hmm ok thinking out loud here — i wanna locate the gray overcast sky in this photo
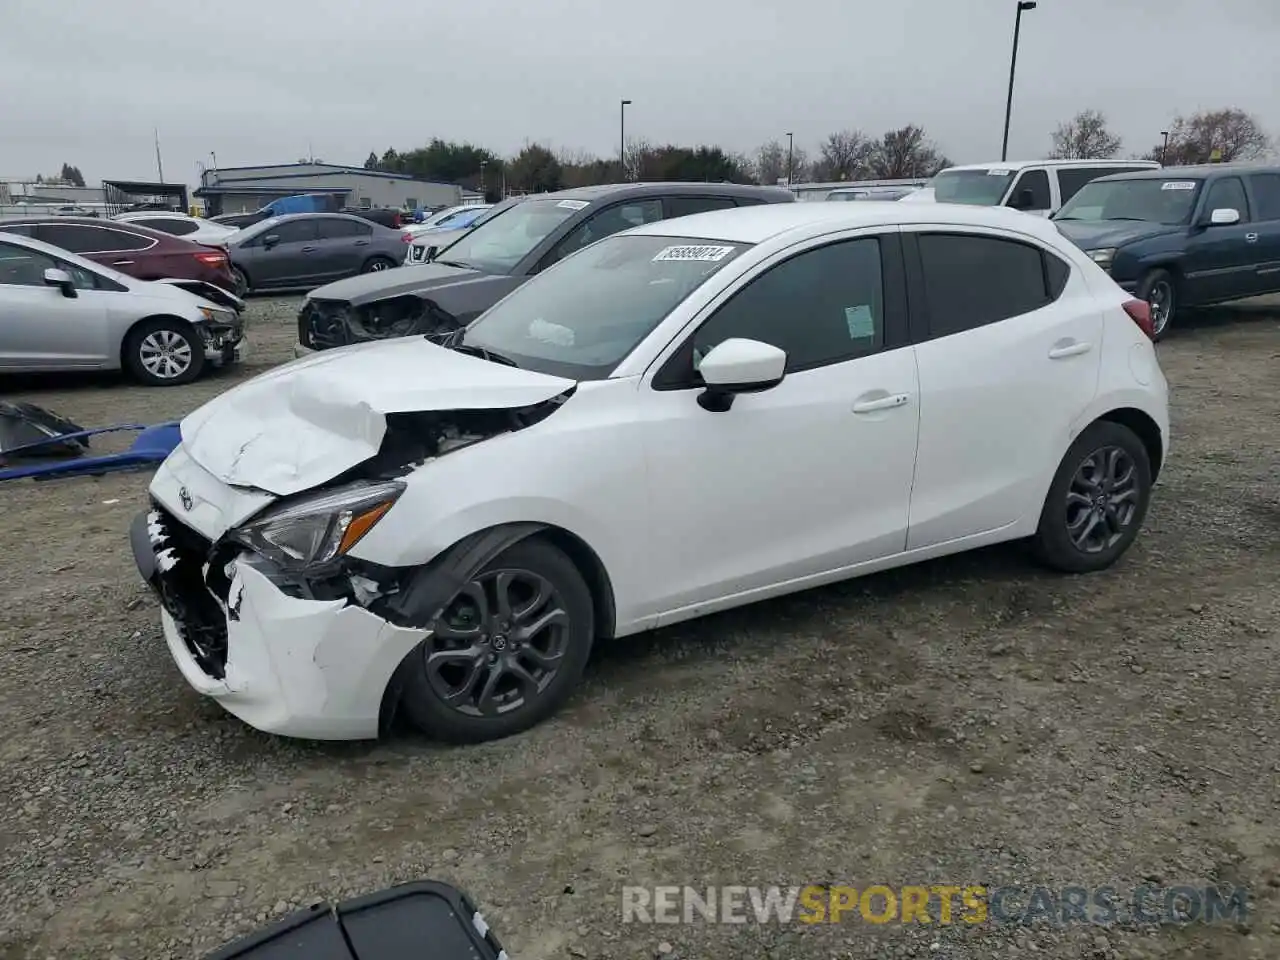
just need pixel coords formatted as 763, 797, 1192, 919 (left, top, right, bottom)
2, 0, 1277, 184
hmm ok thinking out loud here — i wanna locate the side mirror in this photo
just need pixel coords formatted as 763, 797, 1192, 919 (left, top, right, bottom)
262, 234, 281, 249
1207, 207, 1240, 226
696, 338, 787, 412
43, 267, 77, 298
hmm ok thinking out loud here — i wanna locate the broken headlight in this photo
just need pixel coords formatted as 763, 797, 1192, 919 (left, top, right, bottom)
231, 480, 405, 572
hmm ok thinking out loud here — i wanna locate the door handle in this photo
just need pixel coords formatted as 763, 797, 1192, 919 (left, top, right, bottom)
112, 260, 134, 265
1246, 233, 1259, 243
300, 245, 317, 253
353, 239, 370, 246
1048, 341, 1092, 359
852, 393, 910, 414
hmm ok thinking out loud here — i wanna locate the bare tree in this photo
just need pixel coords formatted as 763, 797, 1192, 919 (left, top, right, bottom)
753, 139, 810, 184
868, 126, 949, 179
623, 137, 652, 181
1154, 108, 1271, 164
1049, 110, 1122, 159
814, 130, 874, 181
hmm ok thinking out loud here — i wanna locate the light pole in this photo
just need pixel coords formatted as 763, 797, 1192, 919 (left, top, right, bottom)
785, 132, 794, 184
479, 159, 488, 198
1000, 0, 1037, 162
620, 99, 632, 180
1160, 130, 1170, 164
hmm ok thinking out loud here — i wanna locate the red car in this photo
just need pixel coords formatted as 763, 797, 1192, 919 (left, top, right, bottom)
0, 217, 235, 290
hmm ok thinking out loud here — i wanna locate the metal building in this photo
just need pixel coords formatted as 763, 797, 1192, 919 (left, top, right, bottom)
194, 163, 463, 216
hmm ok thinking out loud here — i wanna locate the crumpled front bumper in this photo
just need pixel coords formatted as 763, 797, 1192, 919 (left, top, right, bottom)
129, 508, 428, 740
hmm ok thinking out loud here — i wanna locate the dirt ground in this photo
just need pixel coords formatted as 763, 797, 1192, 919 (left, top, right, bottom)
0, 296, 1277, 960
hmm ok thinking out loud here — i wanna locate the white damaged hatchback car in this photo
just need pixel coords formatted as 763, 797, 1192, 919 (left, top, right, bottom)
131, 202, 1169, 742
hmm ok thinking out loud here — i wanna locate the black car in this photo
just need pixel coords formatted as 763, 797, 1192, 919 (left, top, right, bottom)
294, 182, 795, 353
1052, 164, 1280, 338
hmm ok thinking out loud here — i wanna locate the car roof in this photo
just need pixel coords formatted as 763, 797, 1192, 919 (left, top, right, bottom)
526, 181, 796, 204
623, 199, 1068, 246
1091, 163, 1280, 183
940, 159, 1162, 173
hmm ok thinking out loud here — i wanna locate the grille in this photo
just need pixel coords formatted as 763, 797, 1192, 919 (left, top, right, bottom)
148, 502, 232, 679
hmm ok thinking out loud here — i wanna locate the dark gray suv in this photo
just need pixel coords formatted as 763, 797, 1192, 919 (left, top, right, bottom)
294, 182, 795, 354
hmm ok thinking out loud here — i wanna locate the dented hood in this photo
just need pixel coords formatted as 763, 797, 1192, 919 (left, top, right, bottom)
179, 337, 575, 496
307, 260, 508, 307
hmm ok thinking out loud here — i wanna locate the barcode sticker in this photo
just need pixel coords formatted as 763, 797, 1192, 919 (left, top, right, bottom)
652, 244, 735, 262
557, 199, 590, 209
1161, 181, 1196, 191
987, 168, 1013, 176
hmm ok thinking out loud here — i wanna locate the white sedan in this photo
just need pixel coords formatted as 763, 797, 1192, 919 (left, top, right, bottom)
130, 201, 1168, 742
112, 211, 239, 246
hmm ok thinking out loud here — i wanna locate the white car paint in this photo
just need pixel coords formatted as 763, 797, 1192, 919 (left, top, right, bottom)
402, 204, 493, 237
0, 231, 242, 373
139, 201, 1169, 740
112, 211, 240, 246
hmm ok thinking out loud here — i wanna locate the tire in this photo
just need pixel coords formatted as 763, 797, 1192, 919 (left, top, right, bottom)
399, 537, 595, 743
361, 256, 396, 274
1031, 420, 1153, 574
123, 318, 205, 387
1137, 268, 1177, 341
231, 266, 250, 298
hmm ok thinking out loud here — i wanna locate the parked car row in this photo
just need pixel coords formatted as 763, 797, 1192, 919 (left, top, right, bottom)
295, 181, 796, 353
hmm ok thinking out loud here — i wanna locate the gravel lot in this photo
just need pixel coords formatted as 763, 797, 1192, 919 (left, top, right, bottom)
1, 296, 1278, 960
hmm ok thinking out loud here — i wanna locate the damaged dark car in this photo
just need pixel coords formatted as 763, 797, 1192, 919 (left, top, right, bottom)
293, 181, 794, 355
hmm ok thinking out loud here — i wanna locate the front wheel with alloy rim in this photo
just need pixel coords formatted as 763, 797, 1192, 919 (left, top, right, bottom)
1137, 267, 1176, 340
362, 256, 395, 273
123, 318, 205, 386
1032, 420, 1153, 574
399, 538, 595, 743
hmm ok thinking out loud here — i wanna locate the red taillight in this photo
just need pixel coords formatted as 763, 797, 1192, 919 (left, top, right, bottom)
194, 251, 227, 266
400, 231, 414, 243
392, 213, 402, 228
1122, 298, 1154, 340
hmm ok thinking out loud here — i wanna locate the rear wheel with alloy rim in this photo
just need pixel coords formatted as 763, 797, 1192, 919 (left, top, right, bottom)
1137, 268, 1176, 340
123, 318, 205, 386
362, 256, 395, 273
231, 266, 250, 297
399, 538, 595, 742
1032, 420, 1153, 573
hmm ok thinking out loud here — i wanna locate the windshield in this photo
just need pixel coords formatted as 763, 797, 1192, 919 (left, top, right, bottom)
932, 169, 1017, 205
1053, 178, 1203, 224
431, 198, 584, 274
459, 234, 751, 380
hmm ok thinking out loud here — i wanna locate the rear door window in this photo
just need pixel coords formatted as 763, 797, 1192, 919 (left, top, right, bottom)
1246, 173, 1280, 221
664, 196, 737, 218
36, 224, 154, 253
916, 232, 1056, 339
1057, 168, 1113, 204
140, 217, 199, 236
316, 217, 371, 240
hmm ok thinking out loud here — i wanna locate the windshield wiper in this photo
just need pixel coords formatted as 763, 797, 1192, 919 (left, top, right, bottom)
450, 342, 518, 367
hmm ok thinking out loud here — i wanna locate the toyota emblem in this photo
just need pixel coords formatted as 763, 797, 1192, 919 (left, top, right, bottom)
178, 487, 194, 511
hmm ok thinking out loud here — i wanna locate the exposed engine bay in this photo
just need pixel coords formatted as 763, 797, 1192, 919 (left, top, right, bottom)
299, 296, 465, 351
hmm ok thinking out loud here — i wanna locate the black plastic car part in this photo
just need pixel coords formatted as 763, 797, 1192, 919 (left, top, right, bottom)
204, 880, 507, 959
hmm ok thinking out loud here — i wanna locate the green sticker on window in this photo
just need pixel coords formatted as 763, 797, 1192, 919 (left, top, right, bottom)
845, 304, 875, 340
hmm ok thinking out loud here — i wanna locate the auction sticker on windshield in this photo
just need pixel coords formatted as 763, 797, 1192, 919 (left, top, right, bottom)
1161, 181, 1197, 190
987, 168, 1012, 176
557, 199, 590, 210
652, 245, 736, 262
